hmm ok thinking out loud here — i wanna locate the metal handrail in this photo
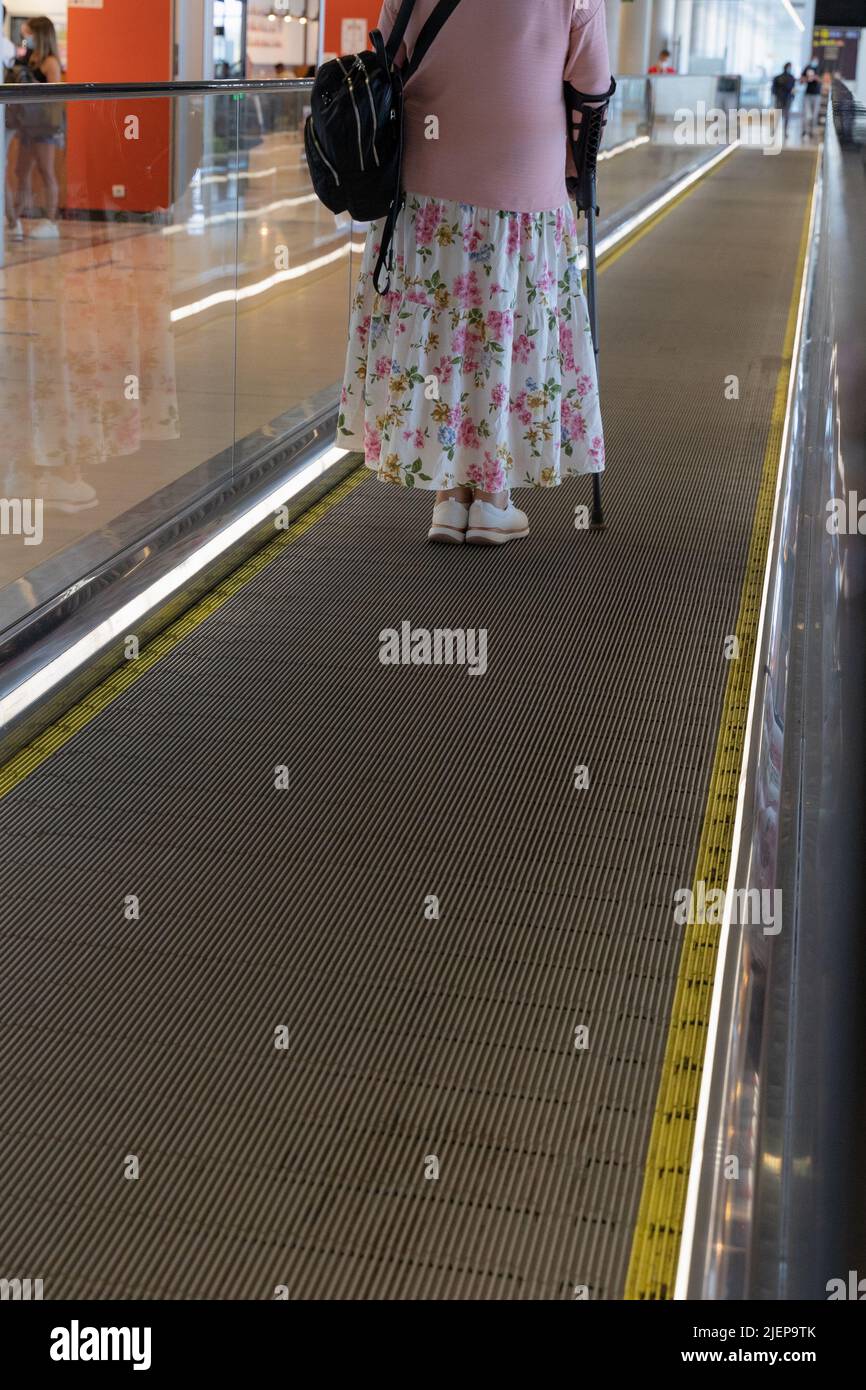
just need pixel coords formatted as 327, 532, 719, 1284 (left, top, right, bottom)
0, 77, 314, 104
0, 69, 746, 106
831, 75, 866, 145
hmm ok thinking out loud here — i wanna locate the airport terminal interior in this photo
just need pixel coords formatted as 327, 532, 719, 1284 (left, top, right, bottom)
0, 0, 865, 1307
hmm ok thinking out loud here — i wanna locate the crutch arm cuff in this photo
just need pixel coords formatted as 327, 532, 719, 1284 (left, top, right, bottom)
567, 76, 618, 107
565, 76, 616, 215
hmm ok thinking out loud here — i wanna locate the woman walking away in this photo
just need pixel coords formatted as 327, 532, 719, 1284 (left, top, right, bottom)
6, 16, 64, 240
771, 62, 796, 141
340, 0, 611, 545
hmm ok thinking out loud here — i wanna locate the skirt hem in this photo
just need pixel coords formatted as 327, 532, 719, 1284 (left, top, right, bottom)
340, 193, 605, 491
337, 434, 604, 491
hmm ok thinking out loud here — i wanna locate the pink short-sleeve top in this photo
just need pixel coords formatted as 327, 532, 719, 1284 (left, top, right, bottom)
378, 0, 612, 212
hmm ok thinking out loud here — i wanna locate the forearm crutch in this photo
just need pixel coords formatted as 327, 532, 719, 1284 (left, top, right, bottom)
565, 77, 616, 528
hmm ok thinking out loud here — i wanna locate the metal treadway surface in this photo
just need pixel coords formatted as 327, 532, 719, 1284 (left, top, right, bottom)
0, 149, 816, 1300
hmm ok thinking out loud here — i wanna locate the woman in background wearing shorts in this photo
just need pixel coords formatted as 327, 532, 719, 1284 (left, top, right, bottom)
6, 16, 64, 240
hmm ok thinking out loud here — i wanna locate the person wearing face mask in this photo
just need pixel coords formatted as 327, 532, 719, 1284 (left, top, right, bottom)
5, 16, 64, 240
800, 62, 822, 140
3, 15, 98, 514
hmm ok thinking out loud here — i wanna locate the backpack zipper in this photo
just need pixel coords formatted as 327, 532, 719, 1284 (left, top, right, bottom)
337, 58, 365, 171
348, 77, 364, 171
309, 123, 340, 184
354, 57, 381, 168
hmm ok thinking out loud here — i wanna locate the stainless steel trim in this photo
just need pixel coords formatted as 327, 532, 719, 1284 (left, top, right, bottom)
678, 125, 834, 1295
0, 79, 315, 103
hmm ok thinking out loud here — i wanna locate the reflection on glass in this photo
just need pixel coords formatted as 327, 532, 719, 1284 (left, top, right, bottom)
0, 84, 355, 619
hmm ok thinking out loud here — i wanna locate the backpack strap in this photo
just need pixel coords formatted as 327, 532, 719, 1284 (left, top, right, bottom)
383, 0, 419, 63
372, 191, 405, 295
402, 0, 464, 84
371, 0, 466, 294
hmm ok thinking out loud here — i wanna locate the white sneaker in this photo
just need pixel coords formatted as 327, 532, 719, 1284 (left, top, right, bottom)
39, 474, 98, 513
28, 219, 60, 239
7, 218, 23, 240
428, 496, 470, 544
466, 496, 529, 545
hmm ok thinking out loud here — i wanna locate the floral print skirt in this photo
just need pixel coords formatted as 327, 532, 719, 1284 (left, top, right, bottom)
339, 192, 604, 492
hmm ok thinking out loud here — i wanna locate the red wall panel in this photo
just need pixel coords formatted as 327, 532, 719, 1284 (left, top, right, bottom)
323, 1, 383, 57
65, 0, 173, 214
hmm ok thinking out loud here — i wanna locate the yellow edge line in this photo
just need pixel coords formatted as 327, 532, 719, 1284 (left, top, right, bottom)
0, 467, 369, 801
624, 156, 818, 1301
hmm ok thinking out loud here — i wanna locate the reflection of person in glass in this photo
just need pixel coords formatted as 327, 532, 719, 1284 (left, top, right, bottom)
2, 222, 181, 516
6, 16, 64, 241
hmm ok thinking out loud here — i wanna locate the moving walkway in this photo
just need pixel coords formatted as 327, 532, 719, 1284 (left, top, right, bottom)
0, 79, 862, 1302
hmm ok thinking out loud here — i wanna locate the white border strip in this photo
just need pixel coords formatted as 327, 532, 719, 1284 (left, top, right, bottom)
171, 240, 366, 322
673, 148, 823, 1301
0, 444, 350, 730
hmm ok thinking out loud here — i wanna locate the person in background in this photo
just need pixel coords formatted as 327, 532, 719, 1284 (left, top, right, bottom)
800, 61, 821, 139
5, 16, 63, 240
771, 62, 796, 140
648, 48, 676, 75
2, 12, 98, 516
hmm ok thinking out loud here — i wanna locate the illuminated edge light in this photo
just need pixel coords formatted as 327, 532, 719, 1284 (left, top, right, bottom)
781, 0, 806, 33
171, 240, 366, 321
200, 165, 280, 184
598, 134, 650, 162
162, 190, 319, 235
672, 147, 821, 1301
0, 444, 351, 729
